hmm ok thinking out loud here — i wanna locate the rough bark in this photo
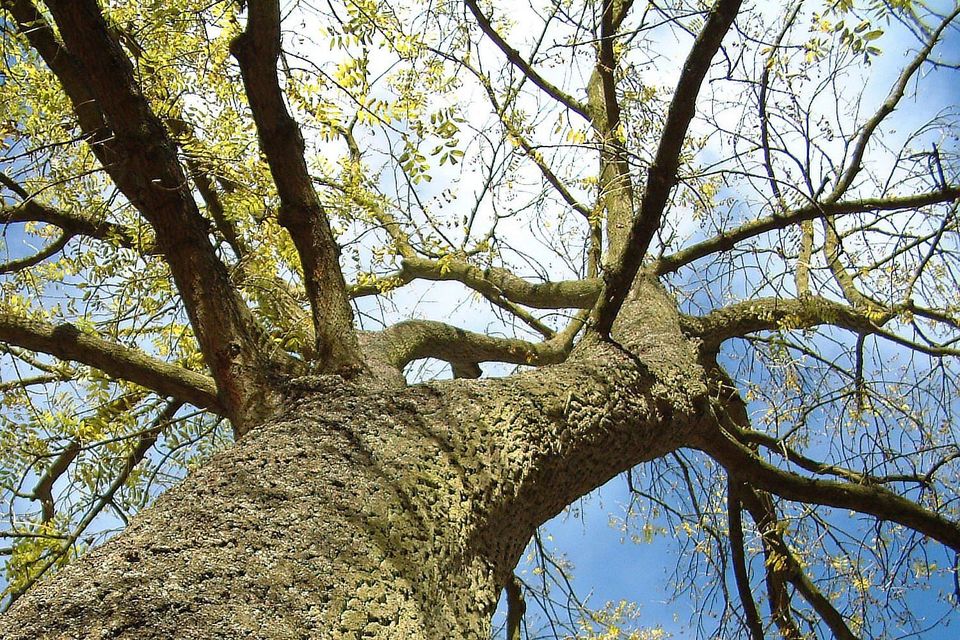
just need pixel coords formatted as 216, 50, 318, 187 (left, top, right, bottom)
0, 282, 710, 639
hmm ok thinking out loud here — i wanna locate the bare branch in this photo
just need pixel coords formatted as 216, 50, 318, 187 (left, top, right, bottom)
701, 418, 960, 552
367, 319, 569, 372
827, 7, 960, 202
464, 0, 589, 120
737, 484, 859, 640
726, 478, 765, 640
655, 187, 960, 275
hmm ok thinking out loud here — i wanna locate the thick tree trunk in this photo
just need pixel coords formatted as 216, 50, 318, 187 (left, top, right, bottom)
0, 281, 709, 639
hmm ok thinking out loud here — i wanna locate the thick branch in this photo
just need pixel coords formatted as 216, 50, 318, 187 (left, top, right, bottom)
399, 257, 601, 309
0, 312, 222, 413
594, 0, 743, 335
586, 0, 635, 256
684, 295, 874, 349
686, 294, 960, 357
231, 0, 361, 371
367, 319, 568, 372
13, 0, 282, 429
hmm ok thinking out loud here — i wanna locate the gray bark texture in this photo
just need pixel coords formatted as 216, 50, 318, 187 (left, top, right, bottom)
0, 282, 710, 638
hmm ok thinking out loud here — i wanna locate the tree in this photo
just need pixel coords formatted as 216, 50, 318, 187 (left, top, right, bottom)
1, 0, 959, 636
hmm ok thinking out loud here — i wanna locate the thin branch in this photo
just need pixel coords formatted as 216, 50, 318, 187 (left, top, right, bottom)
464, 0, 589, 120
826, 7, 960, 202
2, 199, 149, 253
31, 440, 81, 524
0, 232, 70, 274
726, 478, 766, 640
655, 187, 960, 275
737, 484, 859, 640
2, 401, 184, 610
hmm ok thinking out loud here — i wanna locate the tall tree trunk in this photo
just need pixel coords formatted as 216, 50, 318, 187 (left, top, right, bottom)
0, 281, 709, 639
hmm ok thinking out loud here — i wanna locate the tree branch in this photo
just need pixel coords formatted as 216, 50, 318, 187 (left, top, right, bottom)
2, 193, 149, 254
398, 257, 601, 309
0, 232, 70, 274
826, 7, 960, 202
701, 418, 960, 552
655, 188, 960, 275
12, 0, 281, 429
2, 400, 185, 611
231, 0, 362, 372
464, 0, 589, 120
593, 0, 743, 335
726, 478, 765, 640
0, 312, 222, 413
686, 294, 960, 358
737, 484, 859, 640
367, 319, 569, 372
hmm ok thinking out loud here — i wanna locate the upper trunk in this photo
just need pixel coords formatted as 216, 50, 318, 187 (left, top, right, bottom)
0, 280, 711, 639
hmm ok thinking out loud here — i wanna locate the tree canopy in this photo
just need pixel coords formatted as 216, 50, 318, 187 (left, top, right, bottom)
1, 0, 960, 637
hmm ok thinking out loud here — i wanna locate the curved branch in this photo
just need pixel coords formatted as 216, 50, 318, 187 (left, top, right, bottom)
685, 293, 960, 358
0, 312, 222, 413
31, 440, 81, 524
737, 483, 858, 640
2, 200, 150, 252
366, 319, 568, 372
0, 232, 70, 274
683, 295, 874, 350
